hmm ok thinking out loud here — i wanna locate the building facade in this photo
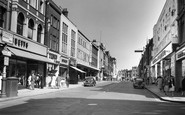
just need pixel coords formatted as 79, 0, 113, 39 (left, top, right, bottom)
0, 0, 53, 91
59, 9, 78, 84
176, 0, 185, 90
151, 0, 178, 82
45, 0, 61, 86
76, 30, 91, 80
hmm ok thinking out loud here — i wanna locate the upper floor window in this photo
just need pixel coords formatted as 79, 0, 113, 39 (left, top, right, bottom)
51, 16, 59, 30
71, 30, 76, 57
50, 35, 59, 52
17, 13, 25, 35
0, 7, 6, 28
29, 0, 37, 8
28, 19, 34, 39
37, 24, 42, 43
38, 0, 44, 14
62, 23, 68, 53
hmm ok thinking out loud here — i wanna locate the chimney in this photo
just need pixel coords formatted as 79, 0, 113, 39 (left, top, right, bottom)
62, 8, 68, 17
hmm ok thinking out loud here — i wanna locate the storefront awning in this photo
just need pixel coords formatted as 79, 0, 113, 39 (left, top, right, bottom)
8, 47, 55, 64
70, 66, 86, 73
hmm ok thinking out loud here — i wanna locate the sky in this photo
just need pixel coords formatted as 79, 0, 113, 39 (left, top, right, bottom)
54, 0, 166, 70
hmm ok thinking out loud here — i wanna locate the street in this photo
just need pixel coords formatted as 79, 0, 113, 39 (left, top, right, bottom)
0, 81, 184, 115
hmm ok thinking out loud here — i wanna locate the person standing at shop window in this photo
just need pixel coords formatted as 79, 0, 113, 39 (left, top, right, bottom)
169, 75, 175, 96
181, 77, 185, 96
66, 73, 70, 88
163, 75, 170, 95
28, 71, 36, 90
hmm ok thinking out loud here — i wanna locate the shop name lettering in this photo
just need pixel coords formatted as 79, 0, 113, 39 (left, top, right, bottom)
14, 38, 28, 49
152, 50, 166, 64
62, 59, 67, 63
177, 51, 185, 59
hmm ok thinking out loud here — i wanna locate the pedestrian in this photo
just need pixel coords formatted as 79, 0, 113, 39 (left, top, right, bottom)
51, 73, 57, 88
163, 76, 170, 95
169, 75, 175, 96
156, 76, 163, 91
35, 74, 41, 88
28, 71, 36, 90
28, 74, 32, 89
56, 74, 61, 88
182, 77, 185, 96
66, 73, 69, 88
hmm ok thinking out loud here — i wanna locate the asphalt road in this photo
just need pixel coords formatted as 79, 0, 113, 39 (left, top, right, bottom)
0, 81, 184, 115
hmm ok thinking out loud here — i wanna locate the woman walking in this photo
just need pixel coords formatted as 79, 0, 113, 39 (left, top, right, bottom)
169, 75, 175, 96
163, 76, 170, 95
156, 76, 163, 91
182, 77, 185, 96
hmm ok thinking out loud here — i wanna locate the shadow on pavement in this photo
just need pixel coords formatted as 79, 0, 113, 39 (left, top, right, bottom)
0, 97, 184, 115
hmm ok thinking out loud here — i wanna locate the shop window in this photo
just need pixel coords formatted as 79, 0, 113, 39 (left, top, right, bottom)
28, 19, 34, 39
37, 24, 42, 43
17, 13, 25, 35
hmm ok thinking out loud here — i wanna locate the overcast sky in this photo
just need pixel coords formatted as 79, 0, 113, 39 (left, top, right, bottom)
54, 0, 166, 70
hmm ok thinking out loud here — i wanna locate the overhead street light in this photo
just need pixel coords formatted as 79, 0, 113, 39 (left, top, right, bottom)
134, 50, 143, 53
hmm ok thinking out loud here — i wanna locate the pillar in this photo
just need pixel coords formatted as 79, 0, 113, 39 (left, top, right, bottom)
10, 6, 18, 33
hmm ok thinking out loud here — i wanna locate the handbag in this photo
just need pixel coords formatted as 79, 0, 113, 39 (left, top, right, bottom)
169, 84, 175, 91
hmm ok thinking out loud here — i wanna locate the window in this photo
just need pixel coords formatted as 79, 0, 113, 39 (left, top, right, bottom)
29, 0, 36, 8
71, 30, 76, 57
37, 24, 42, 43
28, 19, 34, 39
50, 35, 59, 52
62, 23, 68, 53
52, 16, 58, 29
38, 0, 44, 14
0, 7, 6, 28
17, 13, 25, 35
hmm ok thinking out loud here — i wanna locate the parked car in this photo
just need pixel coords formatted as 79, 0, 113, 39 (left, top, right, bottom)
83, 77, 96, 87
133, 78, 145, 89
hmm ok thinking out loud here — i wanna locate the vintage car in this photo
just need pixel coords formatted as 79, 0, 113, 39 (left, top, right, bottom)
133, 78, 145, 89
83, 77, 96, 87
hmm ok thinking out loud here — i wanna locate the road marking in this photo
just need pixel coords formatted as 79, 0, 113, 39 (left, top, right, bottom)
88, 103, 98, 106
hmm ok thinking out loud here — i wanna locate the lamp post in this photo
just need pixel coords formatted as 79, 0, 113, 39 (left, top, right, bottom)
1, 45, 11, 98
134, 50, 144, 78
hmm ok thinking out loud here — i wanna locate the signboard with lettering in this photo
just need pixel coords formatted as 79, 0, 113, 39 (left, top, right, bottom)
2, 31, 13, 44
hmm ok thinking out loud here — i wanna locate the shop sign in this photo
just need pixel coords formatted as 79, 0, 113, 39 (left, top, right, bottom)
69, 58, 76, 66
2, 49, 11, 57
176, 50, 185, 60
62, 59, 67, 63
4, 57, 9, 66
2, 31, 13, 44
152, 43, 172, 65
152, 50, 167, 65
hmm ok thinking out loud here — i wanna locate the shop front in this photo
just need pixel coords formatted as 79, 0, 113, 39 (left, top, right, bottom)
69, 58, 87, 84
77, 63, 99, 81
175, 46, 185, 91
59, 56, 69, 80
0, 30, 53, 91
151, 43, 173, 79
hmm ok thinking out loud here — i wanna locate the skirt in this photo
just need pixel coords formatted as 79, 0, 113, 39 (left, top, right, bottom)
169, 85, 175, 92
164, 85, 169, 92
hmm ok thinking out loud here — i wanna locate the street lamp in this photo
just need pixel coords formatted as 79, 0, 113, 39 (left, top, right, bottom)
134, 49, 144, 78
1, 45, 11, 98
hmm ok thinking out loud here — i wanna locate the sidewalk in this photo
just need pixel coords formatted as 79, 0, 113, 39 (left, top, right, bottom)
145, 84, 185, 103
0, 82, 84, 102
